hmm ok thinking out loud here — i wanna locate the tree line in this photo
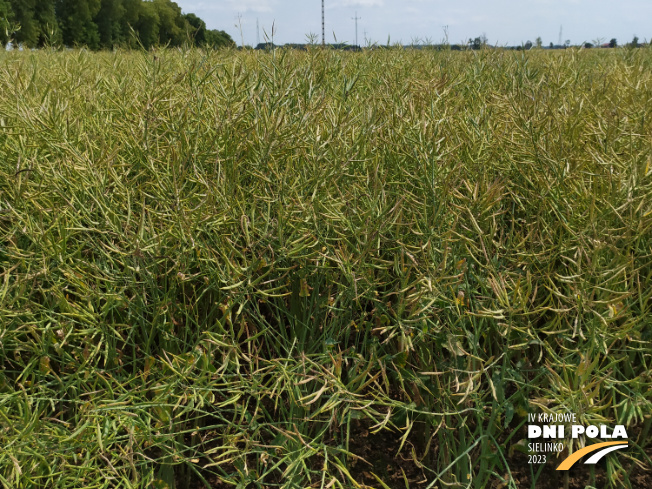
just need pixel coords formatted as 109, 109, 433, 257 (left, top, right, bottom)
0, 0, 234, 50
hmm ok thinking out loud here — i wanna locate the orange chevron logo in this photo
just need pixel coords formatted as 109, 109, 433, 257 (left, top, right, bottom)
556, 441, 629, 470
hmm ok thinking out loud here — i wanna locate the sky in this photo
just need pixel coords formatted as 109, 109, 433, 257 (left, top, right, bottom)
175, 1, 650, 47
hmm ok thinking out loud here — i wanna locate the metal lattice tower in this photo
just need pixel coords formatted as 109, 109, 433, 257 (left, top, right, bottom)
322, 0, 325, 46
558, 25, 562, 47
352, 12, 361, 48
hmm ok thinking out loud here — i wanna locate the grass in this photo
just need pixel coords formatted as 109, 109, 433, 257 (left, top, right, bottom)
0, 45, 651, 489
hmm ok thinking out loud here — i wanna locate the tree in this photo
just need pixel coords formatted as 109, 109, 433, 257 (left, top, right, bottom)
2, 0, 230, 50
609, 38, 617, 48
592, 37, 605, 47
205, 29, 235, 49
468, 34, 487, 50
524, 40, 533, 50
56, 0, 101, 49
10, 0, 39, 47
135, 0, 158, 49
0, 0, 14, 47
152, 0, 185, 47
121, 0, 142, 47
5, 0, 59, 48
183, 12, 205, 46
95, 0, 127, 49
535, 36, 542, 48
34, 0, 59, 46
628, 35, 639, 48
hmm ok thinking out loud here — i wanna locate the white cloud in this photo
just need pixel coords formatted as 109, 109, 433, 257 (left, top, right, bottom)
333, 0, 384, 7
177, 0, 275, 15
226, 0, 275, 13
